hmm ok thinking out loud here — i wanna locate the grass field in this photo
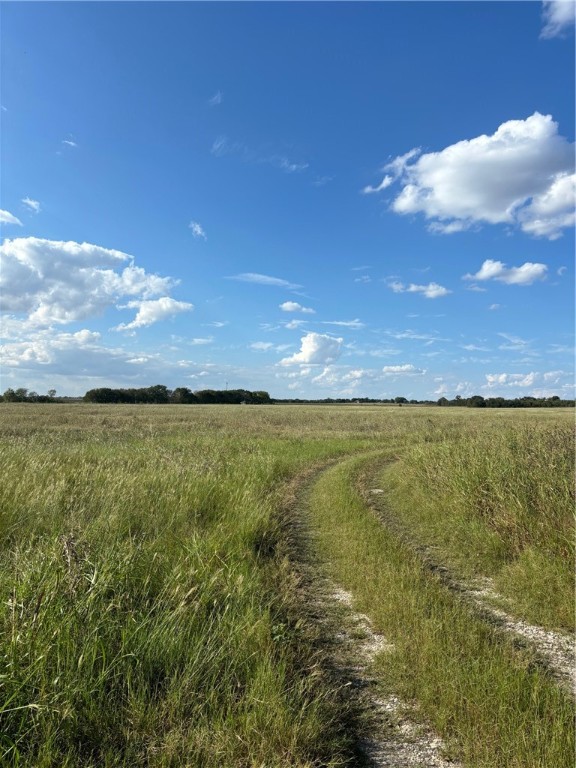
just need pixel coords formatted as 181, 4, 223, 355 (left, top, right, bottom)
0, 404, 573, 766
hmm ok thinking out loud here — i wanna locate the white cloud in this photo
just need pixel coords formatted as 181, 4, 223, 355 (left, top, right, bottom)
519, 172, 575, 238
211, 135, 308, 173
115, 297, 193, 330
389, 281, 451, 298
279, 332, 343, 366
250, 341, 274, 351
497, 332, 530, 350
541, 0, 575, 38
189, 337, 212, 345
0, 210, 23, 226
372, 113, 574, 240
208, 90, 223, 106
1, 237, 179, 327
362, 175, 394, 194
322, 318, 365, 328
22, 198, 41, 214
382, 364, 425, 375
489, 304, 501, 310
485, 372, 537, 388
62, 139, 77, 147
280, 301, 315, 314
228, 272, 301, 289
189, 221, 207, 240
464, 259, 547, 286
284, 319, 307, 330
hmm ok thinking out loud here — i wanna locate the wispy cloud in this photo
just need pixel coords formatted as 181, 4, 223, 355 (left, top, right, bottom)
62, 139, 77, 147
312, 175, 333, 187
0, 209, 23, 226
250, 341, 276, 352
382, 364, 426, 375
464, 259, 547, 286
208, 90, 223, 106
22, 197, 41, 214
211, 135, 308, 173
541, 0, 575, 38
189, 220, 207, 240
389, 281, 451, 299
227, 272, 302, 289
322, 319, 365, 329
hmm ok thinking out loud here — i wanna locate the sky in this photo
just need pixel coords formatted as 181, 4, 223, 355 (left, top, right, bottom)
1, 0, 574, 400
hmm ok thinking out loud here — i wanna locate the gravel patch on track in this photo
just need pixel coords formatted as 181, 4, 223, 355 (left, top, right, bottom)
328, 585, 461, 768
365, 483, 575, 697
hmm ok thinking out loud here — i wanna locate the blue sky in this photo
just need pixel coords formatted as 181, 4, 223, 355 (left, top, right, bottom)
1, 1, 574, 399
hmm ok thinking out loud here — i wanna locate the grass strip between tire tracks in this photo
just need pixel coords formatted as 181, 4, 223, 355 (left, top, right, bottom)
306, 451, 575, 768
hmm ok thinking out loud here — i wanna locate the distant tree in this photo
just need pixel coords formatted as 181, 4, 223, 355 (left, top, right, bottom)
48, 389, 57, 399
394, 396, 408, 404
468, 395, 486, 408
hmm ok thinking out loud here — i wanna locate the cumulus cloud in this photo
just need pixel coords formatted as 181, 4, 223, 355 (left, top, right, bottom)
541, 0, 575, 38
22, 198, 41, 214
280, 301, 315, 314
485, 372, 537, 388
389, 281, 451, 298
0, 210, 23, 226
189, 221, 207, 240
0, 237, 180, 327
228, 272, 301, 289
115, 297, 193, 330
279, 332, 343, 366
367, 113, 575, 239
382, 364, 426, 375
464, 259, 547, 286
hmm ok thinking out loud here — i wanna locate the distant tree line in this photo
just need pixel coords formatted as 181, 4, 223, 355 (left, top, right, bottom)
1, 388, 58, 403
1, 386, 573, 408
82, 385, 272, 405
436, 394, 574, 408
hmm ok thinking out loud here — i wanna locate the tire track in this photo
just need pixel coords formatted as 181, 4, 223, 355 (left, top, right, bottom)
358, 457, 575, 697
282, 452, 462, 768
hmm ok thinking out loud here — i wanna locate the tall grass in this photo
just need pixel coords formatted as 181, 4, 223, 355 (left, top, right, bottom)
382, 415, 574, 629
0, 404, 374, 766
308, 452, 575, 768
0, 404, 572, 765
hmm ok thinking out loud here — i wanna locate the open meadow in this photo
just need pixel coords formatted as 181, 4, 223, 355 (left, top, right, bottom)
0, 404, 573, 767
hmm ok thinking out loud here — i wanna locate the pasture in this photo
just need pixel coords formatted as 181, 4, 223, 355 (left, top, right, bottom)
0, 404, 573, 766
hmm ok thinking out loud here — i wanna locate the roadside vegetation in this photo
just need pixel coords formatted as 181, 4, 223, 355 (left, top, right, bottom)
0, 404, 573, 766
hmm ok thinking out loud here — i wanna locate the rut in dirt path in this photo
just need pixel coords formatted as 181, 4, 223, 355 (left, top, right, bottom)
361, 463, 575, 697
285, 454, 462, 768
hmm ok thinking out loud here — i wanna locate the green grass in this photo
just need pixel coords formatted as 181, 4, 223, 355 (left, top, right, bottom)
0, 404, 573, 766
308, 451, 574, 768
380, 415, 574, 630
0, 405, 372, 766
